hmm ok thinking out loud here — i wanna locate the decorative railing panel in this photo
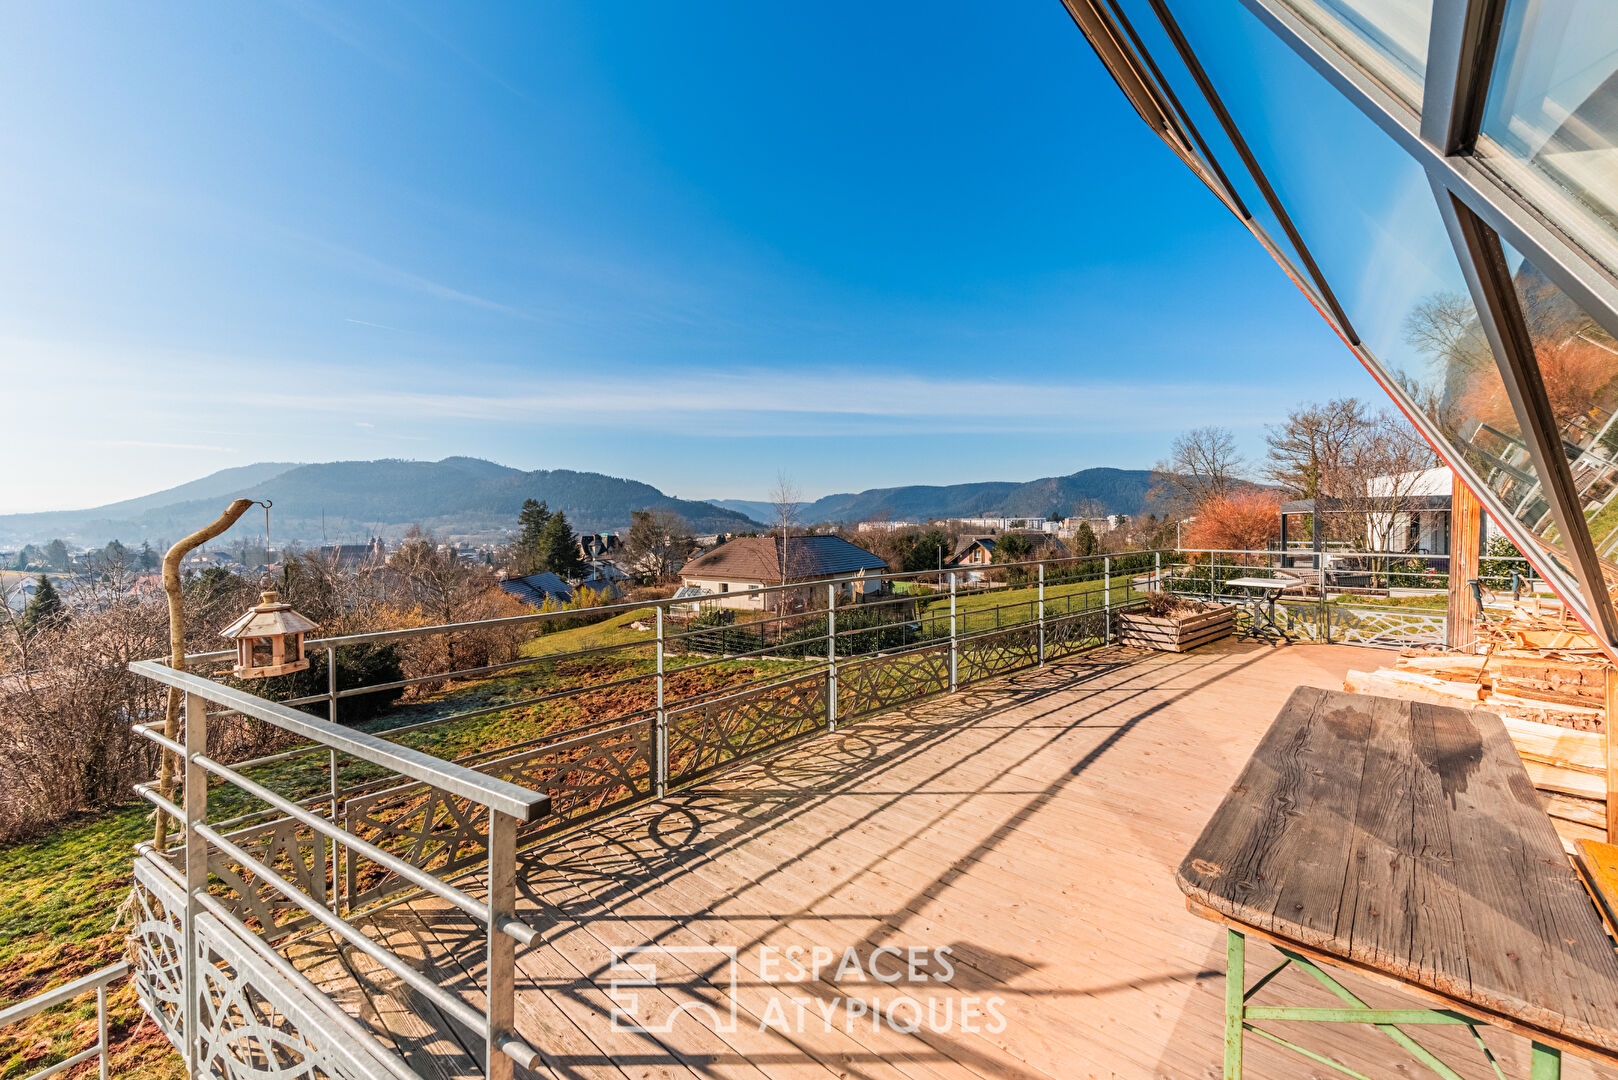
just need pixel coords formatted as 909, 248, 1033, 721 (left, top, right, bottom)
957, 625, 1039, 685
344, 719, 653, 908
1046, 608, 1106, 660
837, 644, 950, 721
211, 817, 328, 940
1327, 605, 1448, 646
194, 911, 394, 1080
669, 672, 827, 784
130, 860, 186, 1048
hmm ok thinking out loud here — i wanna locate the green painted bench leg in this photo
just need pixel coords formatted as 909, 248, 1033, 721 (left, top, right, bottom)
1531, 1043, 1561, 1080
1226, 929, 1245, 1080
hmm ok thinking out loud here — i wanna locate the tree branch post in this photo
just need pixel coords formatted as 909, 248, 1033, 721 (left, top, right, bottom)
153, 499, 256, 852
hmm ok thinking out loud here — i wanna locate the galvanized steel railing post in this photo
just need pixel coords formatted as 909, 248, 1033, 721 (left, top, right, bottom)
1154, 550, 1161, 593
948, 573, 958, 691
655, 607, 667, 797
96, 982, 108, 1080
1037, 563, 1046, 665
1317, 552, 1329, 643
326, 646, 339, 909
182, 690, 208, 1077
484, 809, 517, 1080
1103, 556, 1112, 646
826, 584, 838, 731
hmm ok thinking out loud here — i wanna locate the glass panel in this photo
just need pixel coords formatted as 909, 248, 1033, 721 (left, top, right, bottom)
1480, 0, 1618, 263
1168, 3, 1579, 582
1499, 240, 1618, 591
1279, 0, 1431, 109
1113, 0, 1316, 283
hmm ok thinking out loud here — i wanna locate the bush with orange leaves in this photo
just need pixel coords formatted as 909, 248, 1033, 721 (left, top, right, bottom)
1182, 489, 1284, 552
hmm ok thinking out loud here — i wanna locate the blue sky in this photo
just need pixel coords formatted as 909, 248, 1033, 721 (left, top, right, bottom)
0, 1, 1382, 513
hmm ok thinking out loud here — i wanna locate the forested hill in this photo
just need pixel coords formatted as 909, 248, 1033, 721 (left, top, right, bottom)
788, 467, 1163, 523
0, 458, 760, 547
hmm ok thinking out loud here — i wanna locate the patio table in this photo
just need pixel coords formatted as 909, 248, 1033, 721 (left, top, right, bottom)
1223, 576, 1303, 644
1178, 686, 1618, 1078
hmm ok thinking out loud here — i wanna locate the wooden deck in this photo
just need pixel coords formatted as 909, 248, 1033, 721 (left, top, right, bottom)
302, 641, 1618, 1080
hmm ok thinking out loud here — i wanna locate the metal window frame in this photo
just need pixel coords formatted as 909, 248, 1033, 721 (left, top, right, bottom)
1237, 0, 1618, 640
1433, 183, 1618, 641
1238, 0, 1618, 343
1060, 0, 1618, 646
1147, 0, 1362, 345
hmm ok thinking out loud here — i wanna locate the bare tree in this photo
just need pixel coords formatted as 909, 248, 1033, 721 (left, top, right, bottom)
1152, 426, 1244, 509
1264, 397, 1369, 499
1333, 411, 1440, 551
769, 473, 801, 610
625, 509, 697, 581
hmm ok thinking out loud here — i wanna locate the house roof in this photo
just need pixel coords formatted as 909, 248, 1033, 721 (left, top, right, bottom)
498, 571, 573, 608
950, 535, 995, 561
680, 535, 888, 584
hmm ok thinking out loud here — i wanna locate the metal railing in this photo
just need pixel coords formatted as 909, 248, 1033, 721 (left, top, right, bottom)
125, 552, 1148, 1079
121, 544, 1518, 1077
0, 963, 127, 1080
128, 662, 548, 1080
1160, 547, 1543, 646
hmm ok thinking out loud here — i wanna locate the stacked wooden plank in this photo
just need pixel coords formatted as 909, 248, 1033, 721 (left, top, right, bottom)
1344, 631, 1610, 844
1474, 593, 1605, 655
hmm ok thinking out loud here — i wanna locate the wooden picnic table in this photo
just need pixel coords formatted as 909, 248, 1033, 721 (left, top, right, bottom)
1178, 686, 1618, 1078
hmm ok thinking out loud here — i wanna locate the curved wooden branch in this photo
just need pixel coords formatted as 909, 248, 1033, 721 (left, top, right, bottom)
154, 499, 256, 851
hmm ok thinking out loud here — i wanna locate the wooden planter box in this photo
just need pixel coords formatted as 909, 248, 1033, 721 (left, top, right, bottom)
1115, 605, 1235, 653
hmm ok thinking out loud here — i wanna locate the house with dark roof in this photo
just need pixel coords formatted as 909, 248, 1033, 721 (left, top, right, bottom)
497, 571, 574, 609
678, 535, 888, 611
577, 534, 621, 562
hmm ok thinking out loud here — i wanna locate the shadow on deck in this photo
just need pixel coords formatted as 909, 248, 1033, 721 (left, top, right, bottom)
295, 640, 1618, 1080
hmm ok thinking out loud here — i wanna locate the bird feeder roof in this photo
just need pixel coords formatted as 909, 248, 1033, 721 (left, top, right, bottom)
221, 592, 320, 640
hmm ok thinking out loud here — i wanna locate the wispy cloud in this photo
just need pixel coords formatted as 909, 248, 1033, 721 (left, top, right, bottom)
237, 366, 1283, 436
97, 439, 238, 453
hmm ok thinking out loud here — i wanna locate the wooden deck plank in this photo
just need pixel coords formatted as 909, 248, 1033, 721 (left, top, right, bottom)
315, 641, 1618, 1080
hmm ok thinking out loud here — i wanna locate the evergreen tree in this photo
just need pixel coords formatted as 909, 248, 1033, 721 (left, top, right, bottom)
515, 499, 551, 574
138, 541, 158, 571
43, 539, 70, 571
20, 575, 63, 634
902, 528, 951, 573
1075, 521, 1099, 557
537, 512, 583, 580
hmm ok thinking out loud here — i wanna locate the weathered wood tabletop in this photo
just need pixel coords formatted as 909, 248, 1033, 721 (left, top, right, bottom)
1178, 686, 1618, 1059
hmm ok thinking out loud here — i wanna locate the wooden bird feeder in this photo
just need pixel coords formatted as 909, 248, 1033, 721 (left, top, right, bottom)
221, 590, 319, 679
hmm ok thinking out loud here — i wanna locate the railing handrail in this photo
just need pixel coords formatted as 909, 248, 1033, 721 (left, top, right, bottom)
173, 550, 1155, 663
0, 963, 127, 1028
127, 659, 548, 821
0, 961, 127, 1080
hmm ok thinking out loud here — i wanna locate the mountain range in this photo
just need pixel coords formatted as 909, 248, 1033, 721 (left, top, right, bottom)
0, 459, 760, 549
711, 467, 1162, 525
0, 460, 1165, 550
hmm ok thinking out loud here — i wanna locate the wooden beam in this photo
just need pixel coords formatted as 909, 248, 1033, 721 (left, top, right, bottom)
1607, 667, 1617, 842
1448, 473, 1483, 649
